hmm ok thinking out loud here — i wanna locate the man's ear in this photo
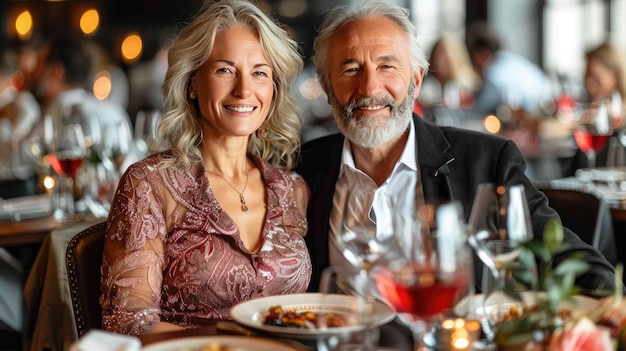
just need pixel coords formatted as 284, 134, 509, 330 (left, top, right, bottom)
322, 81, 332, 105
413, 69, 425, 100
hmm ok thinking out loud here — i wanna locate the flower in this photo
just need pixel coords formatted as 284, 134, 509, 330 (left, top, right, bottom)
549, 317, 612, 351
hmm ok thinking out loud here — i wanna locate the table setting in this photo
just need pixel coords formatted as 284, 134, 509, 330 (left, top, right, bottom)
67, 175, 626, 351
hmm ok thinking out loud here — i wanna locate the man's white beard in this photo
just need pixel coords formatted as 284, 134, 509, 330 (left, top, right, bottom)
329, 81, 415, 149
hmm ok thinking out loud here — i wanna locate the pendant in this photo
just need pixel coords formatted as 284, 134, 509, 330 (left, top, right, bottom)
240, 194, 248, 212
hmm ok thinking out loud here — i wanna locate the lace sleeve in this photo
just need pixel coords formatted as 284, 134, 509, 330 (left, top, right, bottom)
100, 162, 168, 335
290, 172, 310, 234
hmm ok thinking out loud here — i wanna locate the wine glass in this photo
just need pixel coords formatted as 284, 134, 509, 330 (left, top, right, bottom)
574, 101, 613, 168
134, 109, 162, 157
317, 266, 397, 351
373, 199, 474, 351
48, 109, 89, 221
467, 183, 535, 342
328, 181, 397, 350
101, 117, 134, 176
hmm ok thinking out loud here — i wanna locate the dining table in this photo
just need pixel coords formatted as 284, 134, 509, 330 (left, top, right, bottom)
137, 318, 414, 351
0, 215, 64, 247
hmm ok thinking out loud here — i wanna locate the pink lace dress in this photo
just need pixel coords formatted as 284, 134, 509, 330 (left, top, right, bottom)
100, 152, 311, 335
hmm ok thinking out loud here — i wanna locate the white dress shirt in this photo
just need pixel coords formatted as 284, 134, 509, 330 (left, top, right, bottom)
328, 118, 422, 295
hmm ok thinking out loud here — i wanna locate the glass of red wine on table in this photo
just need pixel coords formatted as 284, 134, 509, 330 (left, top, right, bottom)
372, 190, 475, 351
574, 101, 614, 169
48, 106, 89, 221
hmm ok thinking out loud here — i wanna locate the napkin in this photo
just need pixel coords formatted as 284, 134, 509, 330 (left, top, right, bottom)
69, 330, 141, 351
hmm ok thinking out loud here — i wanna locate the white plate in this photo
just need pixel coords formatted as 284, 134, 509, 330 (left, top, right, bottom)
455, 291, 600, 317
230, 293, 395, 340
142, 335, 300, 351
0, 195, 52, 221
575, 167, 626, 183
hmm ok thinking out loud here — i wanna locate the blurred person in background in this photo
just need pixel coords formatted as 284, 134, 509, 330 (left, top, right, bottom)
126, 31, 170, 127
15, 35, 45, 94
418, 33, 480, 126
0, 46, 41, 199
0, 45, 41, 350
33, 36, 129, 128
566, 41, 626, 172
584, 41, 626, 116
466, 21, 552, 116
85, 39, 130, 110
418, 33, 480, 111
100, 0, 311, 335
31, 36, 135, 213
0, 45, 41, 349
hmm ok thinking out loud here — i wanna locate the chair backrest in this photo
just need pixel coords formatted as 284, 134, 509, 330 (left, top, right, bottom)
535, 184, 618, 265
66, 221, 107, 337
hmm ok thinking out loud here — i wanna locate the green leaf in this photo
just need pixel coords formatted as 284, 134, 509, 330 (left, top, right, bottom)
543, 219, 564, 254
522, 240, 551, 262
554, 259, 589, 277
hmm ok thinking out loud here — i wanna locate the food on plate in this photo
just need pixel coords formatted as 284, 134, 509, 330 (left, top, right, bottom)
198, 342, 236, 351
262, 305, 351, 329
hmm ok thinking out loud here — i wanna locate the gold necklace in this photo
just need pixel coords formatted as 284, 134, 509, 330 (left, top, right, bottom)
206, 169, 249, 212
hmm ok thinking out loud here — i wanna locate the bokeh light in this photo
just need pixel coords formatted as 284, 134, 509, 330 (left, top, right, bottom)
484, 115, 502, 134
15, 10, 33, 40
80, 9, 100, 36
93, 70, 112, 100
121, 33, 143, 64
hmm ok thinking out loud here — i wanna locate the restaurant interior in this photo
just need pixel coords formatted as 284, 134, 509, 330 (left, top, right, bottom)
2, 0, 626, 350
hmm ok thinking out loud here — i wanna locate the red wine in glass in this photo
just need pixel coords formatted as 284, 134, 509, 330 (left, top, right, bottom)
573, 128, 611, 154
375, 265, 471, 319
574, 101, 614, 168
48, 153, 85, 178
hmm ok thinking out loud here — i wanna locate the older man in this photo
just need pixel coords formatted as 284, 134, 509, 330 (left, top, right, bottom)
298, 0, 618, 301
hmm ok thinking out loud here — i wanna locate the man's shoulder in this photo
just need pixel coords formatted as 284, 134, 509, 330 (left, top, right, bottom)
301, 133, 344, 153
297, 133, 343, 175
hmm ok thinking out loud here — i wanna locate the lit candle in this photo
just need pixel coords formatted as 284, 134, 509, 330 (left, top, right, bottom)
437, 318, 481, 351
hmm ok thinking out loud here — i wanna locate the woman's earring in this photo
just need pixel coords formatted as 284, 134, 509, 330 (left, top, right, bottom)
189, 90, 197, 99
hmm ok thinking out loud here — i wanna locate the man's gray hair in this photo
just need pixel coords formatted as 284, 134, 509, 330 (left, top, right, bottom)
312, 1, 429, 89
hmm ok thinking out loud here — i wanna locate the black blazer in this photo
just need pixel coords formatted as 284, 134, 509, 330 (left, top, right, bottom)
297, 114, 618, 296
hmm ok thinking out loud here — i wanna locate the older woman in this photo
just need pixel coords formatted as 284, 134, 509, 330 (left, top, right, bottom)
100, 0, 311, 335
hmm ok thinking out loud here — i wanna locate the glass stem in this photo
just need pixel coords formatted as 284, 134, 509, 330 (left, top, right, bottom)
359, 268, 378, 351
587, 150, 597, 168
410, 319, 428, 351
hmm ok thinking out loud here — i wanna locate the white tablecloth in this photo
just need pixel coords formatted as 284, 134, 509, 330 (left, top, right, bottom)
23, 220, 101, 351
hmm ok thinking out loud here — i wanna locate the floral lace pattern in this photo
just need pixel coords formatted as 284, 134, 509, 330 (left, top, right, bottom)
101, 152, 311, 335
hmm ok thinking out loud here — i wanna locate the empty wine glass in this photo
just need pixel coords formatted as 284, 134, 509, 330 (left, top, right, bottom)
134, 109, 162, 157
467, 183, 535, 341
574, 101, 613, 168
373, 195, 474, 351
101, 117, 134, 176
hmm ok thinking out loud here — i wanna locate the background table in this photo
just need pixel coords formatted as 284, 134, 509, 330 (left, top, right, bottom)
23, 219, 103, 351
0, 216, 63, 247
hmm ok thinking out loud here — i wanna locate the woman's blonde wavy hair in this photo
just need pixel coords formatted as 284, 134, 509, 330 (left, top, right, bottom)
159, 0, 303, 170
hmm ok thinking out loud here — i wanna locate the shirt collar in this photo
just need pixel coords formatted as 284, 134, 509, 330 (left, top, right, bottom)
339, 118, 417, 180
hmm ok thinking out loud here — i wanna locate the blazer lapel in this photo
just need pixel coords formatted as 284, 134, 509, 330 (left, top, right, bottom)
413, 115, 456, 201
